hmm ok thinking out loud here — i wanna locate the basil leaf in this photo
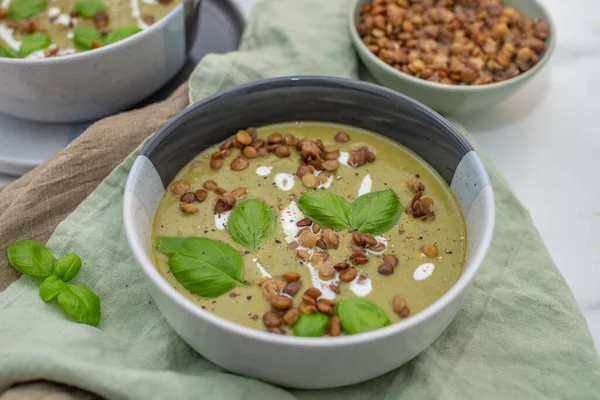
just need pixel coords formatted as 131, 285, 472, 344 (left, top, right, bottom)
0, 46, 19, 58
54, 254, 81, 282
102, 26, 142, 46
298, 191, 350, 231
7, 240, 54, 278
57, 284, 101, 326
349, 190, 402, 235
156, 237, 245, 298
73, 26, 102, 51
154, 237, 188, 255
20, 32, 51, 57
39, 276, 66, 302
8, 0, 47, 21
336, 298, 391, 335
293, 312, 331, 337
74, 0, 106, 19
227, 199, 277, 251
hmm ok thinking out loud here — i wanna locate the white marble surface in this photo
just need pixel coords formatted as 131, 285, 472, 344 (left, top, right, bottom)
1, 0, 598, 354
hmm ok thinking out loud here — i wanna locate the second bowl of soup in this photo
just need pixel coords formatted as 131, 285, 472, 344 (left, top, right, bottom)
124, 76, 494, 388
0, 0, 189, 122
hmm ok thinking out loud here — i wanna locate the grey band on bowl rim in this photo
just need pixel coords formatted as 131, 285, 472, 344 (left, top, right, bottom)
138, 76, 474, 187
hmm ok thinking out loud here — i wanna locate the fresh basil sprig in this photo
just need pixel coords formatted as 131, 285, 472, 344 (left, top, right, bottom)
39, 276, 66, 301
155, 237, 246, 297
0, 33, 52, 59
349, 190, 402, 234
73, 25, 142, 50
103, 26, 142, 45
58, 284, 101, 326
293, 312, 331, 337
298, 191, 350, 231
73, 26, 103, 51
7, 240, 54, 278
227, 199, 277, 252
74, 0, 106, 19
298, 189, 402, 235
7, 240, 101, 326
336, 298, 390, 334
20, 32, 51, 57
0, 46, 19, 58
54, 254, 82, 282
8, 0, 47, 21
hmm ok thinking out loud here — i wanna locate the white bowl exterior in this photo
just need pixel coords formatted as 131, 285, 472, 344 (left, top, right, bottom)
0, 5, 186, 123
124, 150, 494, 388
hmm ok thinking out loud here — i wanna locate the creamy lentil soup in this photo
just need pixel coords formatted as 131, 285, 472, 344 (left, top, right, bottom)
0, 0, 180, 59
152, 123, 467, 337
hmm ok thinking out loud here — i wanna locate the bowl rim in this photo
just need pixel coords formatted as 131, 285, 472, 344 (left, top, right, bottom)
0, 2, 184, 65
124, 76, 496, 347
348, 0, 557, 92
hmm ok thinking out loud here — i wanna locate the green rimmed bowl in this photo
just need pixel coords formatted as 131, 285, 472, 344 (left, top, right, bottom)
349, 0, 557, 115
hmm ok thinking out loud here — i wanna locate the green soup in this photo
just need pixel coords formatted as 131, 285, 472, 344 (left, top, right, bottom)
152, 123, 467, 336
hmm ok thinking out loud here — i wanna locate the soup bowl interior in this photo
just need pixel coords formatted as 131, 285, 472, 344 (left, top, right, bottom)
124, 76, 494, 388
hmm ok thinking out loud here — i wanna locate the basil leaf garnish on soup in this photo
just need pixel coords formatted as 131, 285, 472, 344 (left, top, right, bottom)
349, 189, 402, 235
155, 237, 245, 297
57, 284, 101, 326
19, 32, 51, 57
293, 312, 331, 337
0, 46, 19, 58
39, 276, 66, 302
299, 189, 401, 234
74, 0, 106, 19
336, 298, 391, 334
103, 26, 142, 46
227, 199, 277, 252
7, 240, 54, 278
298, 191, 351, 231
8, 0, 47, 21
73, 26, 102, 51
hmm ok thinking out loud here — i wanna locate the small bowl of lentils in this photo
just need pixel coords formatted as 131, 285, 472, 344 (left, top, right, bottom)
349, 0, 556, 114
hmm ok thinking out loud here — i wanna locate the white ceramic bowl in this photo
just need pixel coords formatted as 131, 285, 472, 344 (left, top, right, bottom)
124, 77, 495, 389
0, 4, 188, 123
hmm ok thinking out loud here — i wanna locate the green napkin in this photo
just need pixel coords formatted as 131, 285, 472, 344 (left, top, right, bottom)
1, 0, 599, 399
